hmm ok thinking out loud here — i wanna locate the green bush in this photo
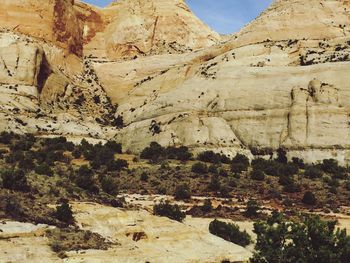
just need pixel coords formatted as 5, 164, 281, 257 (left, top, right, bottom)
302, 191, 317, 206
251, 170, 266, 181
202, 199, 213, 213
292, 157, 305, 168
245, 200, 261, 218
283, 181, 301, 193
100, 176, 118, 195
140, 172, 148, 182
35, 163, 54, 177
75, 165, 97, 193
231, 163, 248, 174
5, 196, 23, 217
55, 200, 74, 225
140, 142, 164, 162
174, 184, 191, 200
321, 159, 345, 175
0, 131, 14, 144
208, 175, 221, 191
1, 169, 29, 192
304, 166, 323, 179
251, 212, 350, 263
209, 219, 251, 247
231, 153, 249, 172
276, 148, 287, 163
104, 141, 122, 154
153, 201, 185, 222
165, 146, 192, 161
208, 164, 218, 174
106, 159, 128, 172
191, 162, 208, 174
198, 151, 230, 164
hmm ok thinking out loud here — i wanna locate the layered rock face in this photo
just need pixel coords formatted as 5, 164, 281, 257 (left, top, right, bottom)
1, 0, 350, 163
81, 0, 221, 59
103, 0, 350, 163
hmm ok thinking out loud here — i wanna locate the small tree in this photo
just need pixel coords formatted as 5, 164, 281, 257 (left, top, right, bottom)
100, 176, 118, 195
302, 191, 317, 206
251, 169, 266, 181
55, 200, 74, 225
174, 184, 191, 200
75, 165, 96, 193
191, 162, 208, 174
1, 169, 30, 192
202, 199, 213, 213
153, 201, 185, 222
251, 211, 350, 263
209, 219, 251, 247
276, 148, 287, 163
304, 166, 323, 179
35, 163, 54, 177
245, 200, 261, 218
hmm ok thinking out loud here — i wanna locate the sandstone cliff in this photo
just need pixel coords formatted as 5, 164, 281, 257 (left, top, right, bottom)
1, 0, 350, 163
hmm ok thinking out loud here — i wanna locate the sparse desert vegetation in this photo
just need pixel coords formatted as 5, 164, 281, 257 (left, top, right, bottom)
0, 134, 350, 261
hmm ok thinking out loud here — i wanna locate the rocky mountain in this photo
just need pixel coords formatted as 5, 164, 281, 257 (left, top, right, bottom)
1, 0, 350, 163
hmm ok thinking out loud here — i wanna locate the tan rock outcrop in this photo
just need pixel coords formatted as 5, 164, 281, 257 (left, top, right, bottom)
1, 0, 350, 163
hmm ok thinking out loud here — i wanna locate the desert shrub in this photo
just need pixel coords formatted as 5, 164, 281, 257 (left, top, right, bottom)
1, 169, 29, 192
100, 176, 118, 195
232, 153, 249, 166
106, 159, 128, 172
251, 169, 266, 181
153, 201, 185, 222
208, 175, 221, 191
208, 164, 218, 174
209, 219, 251, 247
198, 151, 220, 164
140, 172, 149, 182
72, 149, 82, 158
219, 185, 231, 198
245, 200, 261, 218
35, 163, 54, 177
218, 168, 228, 177
250, 211, 350, 263
292, 157, 305, 168
345, 181, 350, 191
4, 196, 23, 217
283, 181, 301, 193
191, 162, 208, 174
55, 200, 74, 225
75, 165, 97, 193
10, 140, 34, 152
165, 146, 192, 161
0, 131, 14, 144
174, 184, 191, 200
302, 191, 317, 206
304, 166, 323, 179
202, 199, 213, 213
104, 141, 122, 154
278, 175, 294, 186
321, 159, 346, 175
140, 142, 164, 162
5, 151, 24, 164
253, 159, 284, 177
276, 148, 287, 163
18, 156, 35, 171
231, 163, 248, 174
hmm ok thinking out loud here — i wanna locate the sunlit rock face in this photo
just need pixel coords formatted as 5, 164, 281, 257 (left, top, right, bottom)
1, 0, 350, 163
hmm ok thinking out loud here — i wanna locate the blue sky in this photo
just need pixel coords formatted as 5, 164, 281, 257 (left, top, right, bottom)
83, 0, 273, 34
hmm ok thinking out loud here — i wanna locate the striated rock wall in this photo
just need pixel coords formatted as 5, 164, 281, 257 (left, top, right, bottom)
1, 0, 350, 163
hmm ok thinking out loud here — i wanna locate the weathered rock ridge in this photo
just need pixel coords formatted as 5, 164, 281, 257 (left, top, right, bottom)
1, 0, 350, 163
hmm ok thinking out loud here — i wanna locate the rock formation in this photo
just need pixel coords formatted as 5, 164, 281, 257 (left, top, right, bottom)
1, 0, 350, 163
